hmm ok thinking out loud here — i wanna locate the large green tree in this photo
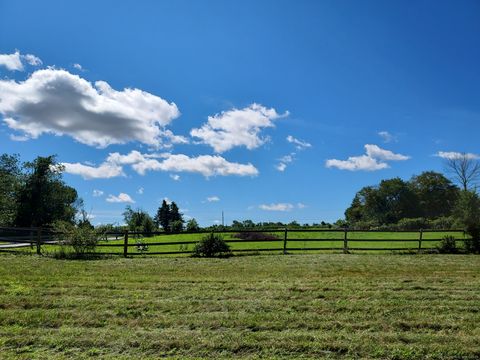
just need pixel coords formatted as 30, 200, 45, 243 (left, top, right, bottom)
154, 200, 170, 231
123, 206, 155, 233
345, 178, 420, 225
409, 171, 459, 219
0, 154, 22, 226
15, 156, 79, 227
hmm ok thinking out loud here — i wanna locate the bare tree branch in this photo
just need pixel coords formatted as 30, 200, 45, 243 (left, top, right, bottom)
444, 153, 480, 191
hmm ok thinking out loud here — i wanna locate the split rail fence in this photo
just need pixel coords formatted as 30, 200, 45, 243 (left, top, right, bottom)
0, 227, 466, 256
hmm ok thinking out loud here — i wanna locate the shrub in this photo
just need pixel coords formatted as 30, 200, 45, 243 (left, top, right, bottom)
54, 221, 102, 257
430, 216, 455, 230
395, 218, 427, 231
233, 231, 279, 241
453, 191, 480, 253
437, 235, 457, 254
193, 233, 231, 257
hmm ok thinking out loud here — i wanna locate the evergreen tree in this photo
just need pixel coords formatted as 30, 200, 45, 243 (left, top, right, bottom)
154, 200, 171, 231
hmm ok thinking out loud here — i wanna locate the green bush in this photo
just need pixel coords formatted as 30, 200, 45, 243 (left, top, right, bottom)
437, 235, 457, 254
54, 221, 102, 257
193, 233, 231, 258
395, 218, 426, 231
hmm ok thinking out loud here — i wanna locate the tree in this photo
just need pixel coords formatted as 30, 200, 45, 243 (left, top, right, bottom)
410, 171, 459, 219
453, 190, 480, 253
186, 218, 200, 232
154, 200, 170, 231
345, 178, 420, 226
123, 206, 155, 233
15, 156, 78, 227
444, 153, 480, 191
0, 154, 22, 226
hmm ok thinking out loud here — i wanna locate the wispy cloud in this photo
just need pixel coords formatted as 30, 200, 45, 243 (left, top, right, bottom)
0, 50, 42, 71
378, 131, 396, 143
286, 135, 311, 150
436, 151, 480, 160
206, 196, 220, 202
259, 202, 306, 211
92, 189, 104, 197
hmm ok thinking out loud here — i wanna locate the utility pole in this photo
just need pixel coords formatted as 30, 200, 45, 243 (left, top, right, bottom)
222, 210, 224, 227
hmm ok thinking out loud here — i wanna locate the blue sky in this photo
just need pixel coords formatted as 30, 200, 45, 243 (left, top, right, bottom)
1, 0, 479, 226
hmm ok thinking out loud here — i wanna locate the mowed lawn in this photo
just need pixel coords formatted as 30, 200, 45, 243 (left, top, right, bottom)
0, 254, 479, 359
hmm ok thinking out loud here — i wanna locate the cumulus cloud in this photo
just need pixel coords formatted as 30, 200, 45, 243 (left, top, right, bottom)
0, 68, 180, 147
61, 161, 124, 180
259, 203, 295, 211
137, 187, 144, 195
62, 150, 259, 179
0, 51, 42, 71
436, 151, 480, 160
207, 196, 220, 202
106, 193, 135, 203
170, 174, 180, 181
326, 144, 409, 171
190, 103, 288, 153
92, 189, 104, 197
286, 135, 311, 150
73, 63, 84, 71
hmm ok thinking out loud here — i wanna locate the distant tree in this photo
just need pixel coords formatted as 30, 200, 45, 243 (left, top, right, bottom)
15, 156, 78, 227
444, 153, 480, 191
169, 202, 183, 224
0, 154, 22, 226
186, 218, 200, 232
123, 206, 154, 233
410, 171, 459, 219
170, 220, 184, 232
453, 190, 480, 253
154, 200, 170, 231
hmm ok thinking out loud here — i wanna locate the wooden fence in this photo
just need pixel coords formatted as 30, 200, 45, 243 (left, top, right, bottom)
0, 227, 466, 256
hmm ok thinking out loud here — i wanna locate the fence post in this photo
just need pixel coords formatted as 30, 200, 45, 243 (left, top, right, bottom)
283, 228, 288, 254
343, 228, 348, 254
418, 229, 423, 253
36, 227, 42, 255
123, 230, 129, 258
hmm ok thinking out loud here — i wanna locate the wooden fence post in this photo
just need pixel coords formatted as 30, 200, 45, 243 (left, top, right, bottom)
36, 227, 42, 255
418, 229, 423, 253
343, 228, 348, 254
283, 228, 288, 254
123, 230, 129, 258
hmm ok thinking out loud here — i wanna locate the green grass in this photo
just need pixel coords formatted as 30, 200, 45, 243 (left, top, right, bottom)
0, 230, 467, 256
0, 253, 479, 359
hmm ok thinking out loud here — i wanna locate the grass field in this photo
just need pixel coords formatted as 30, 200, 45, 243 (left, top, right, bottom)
0, 254, 478, 359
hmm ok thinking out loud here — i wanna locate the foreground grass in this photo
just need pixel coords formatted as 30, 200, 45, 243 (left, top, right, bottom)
0, 254, 479, 359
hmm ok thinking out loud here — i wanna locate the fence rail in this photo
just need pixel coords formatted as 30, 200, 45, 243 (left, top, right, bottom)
0, 227, 467, 256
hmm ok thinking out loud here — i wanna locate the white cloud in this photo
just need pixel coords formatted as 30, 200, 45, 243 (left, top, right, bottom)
73, 63, 83, 71
190, 103, 288, 153
364, 144, 409, 161
92, 189, 104, 197
276, 153, 295, 172
163, 197, 171, 204
207, 196, 220, 202
0, 51, 42, 71
9, 134, 29, 141
286, 135, 311, 150
0, 68, 180, 148
106, 193, 135, 203
436, 151, 480, 160
170, 174, 180, 181
137, 187, 144, 195
297, 203, 306, 209
61, 161, 124, 179
62, 150, 259, 179
130, 153, 259, 177
259, 203, 294, 211
326, 144, 409, 171
0, 51, 23, 71
23, 54, 42, 66
378, 131, 395, 143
